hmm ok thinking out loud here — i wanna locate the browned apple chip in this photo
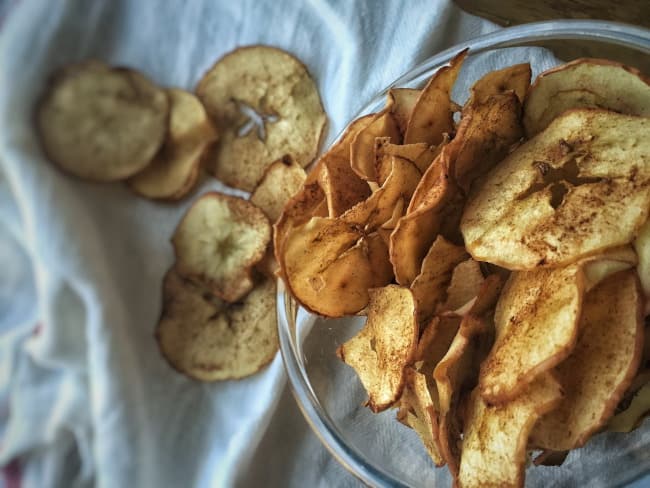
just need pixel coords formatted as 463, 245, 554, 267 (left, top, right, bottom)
156, 270, 277, 381
404, 49, 467, 145
129, 88, 217, 200
350, 110, 400, 181
470, 63, 531, 104
524, 58, 650, 136
172, 192, 271, 302
530, 270, 644, 450
457, 374, 563, 488
196, 45, 327, 191
337, 285, 418, 412
37, 60, 169, 182
388, 87, 421, 136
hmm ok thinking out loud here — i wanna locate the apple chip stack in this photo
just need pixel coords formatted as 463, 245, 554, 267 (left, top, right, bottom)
276, 55, 650, 487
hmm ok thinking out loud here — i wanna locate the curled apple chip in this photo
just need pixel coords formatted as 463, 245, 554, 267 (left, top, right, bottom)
337, 285, 418, 412
404, 49, 467, 145
250, 155, 307, 222
37, 60, 169, 182
530, 270, 644, 450
156, 270, 277, 381
375, 140, 429, 185
479, 264, 583, 404
469, 63, 531, 104
350, 109, 400, 181
172, 193, 271, 302
129, 88, 218, 200
401, 367, 445, 466
634, 219, 650, 301
524, 58, 650, 136
458, 374, 562, 488
319, 153, 371, 217
461, 109, 650, 270
196, 45, 327, 191
439, 258, 485, 313
410, 236, 468, 325
388, 88, 421, 136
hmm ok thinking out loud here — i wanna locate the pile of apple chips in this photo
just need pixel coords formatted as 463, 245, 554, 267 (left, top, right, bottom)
36, 46, 327, 381
275, 52, 650, 487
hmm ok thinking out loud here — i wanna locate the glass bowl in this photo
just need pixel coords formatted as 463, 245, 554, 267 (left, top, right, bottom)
277, 20, 650, 488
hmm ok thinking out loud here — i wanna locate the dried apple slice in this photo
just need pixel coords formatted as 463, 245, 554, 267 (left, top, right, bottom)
375, 140, 429, 185
337, 285, 418, 412
410, 236, 468, 325
401, 367, 445, 466
37, 60, 169, 182
172, 192, 271, 302
404, 49, 467, 145
319, 153, 371, 217
470, 63, 531, 104
439, 258, 485, 313
461, 109, 650, 270
156, 270, 277, 381
479, 264, 583, 405
530, 270, 644, 450
129, 88, 217, 200
634, 219, 650, 301
608, 382, 650, 433
457, 373, 563, 488
524, 58, 650, 136
350, 110, 400, 181
388, 88, 421, 136
196, 45, 327, 191
251, 155, 307, 222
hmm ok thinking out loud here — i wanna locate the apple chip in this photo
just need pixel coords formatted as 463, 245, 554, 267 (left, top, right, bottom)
410, 236, 468, 325
524, 58, 650, 136
350, 110, 400, 181
37, 60, 169, 182
404, 49, 467, 145
530, 270, 644, 450
439, 259, 485, 313
435, 315, 493, 477
172, 192, 271, 302
461, 109, 650, 270
401, 367, 445, 466
337, 285, 418, 412
196, 45, 327, 191
580, 245, 637, 292
457, 374, 563, 488
156, 270, 277, 381
388, 88, 421, 136
479, 264, 583, 404
375, 140, 429, 185
129, 88, 217, 200
470, 63, 531, 104
319, 153, 371, 217
250, 155, 307, 222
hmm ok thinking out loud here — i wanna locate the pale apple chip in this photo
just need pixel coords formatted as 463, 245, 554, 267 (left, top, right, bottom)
401, 367, 445, 466
129, 88, 217, 200
580, 245, 637, 292
410, 236, 468, 325
337, 285, 418, 412
196, 45, 327, 191
350, 110, 400, 181
530, 270, 644, 450
404, 49, 467, 145
388, 88, 421, 136
524, 58, 650, 136
250, 155, 307, 222
37, 60, 169, 182
634, 219, 650, 301
479, 264, 583, 405
461, 109, 650, 270
457, 373, 563, 488
172, 193, 271, 302
156, 269, 277, 381
435, 315, 493, 477
470, 63, 531, 104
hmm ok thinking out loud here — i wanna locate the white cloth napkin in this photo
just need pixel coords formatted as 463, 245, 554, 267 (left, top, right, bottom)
0, 1, 629, 487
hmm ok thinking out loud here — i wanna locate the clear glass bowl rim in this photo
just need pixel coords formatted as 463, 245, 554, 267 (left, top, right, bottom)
276, 19, 650, 488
